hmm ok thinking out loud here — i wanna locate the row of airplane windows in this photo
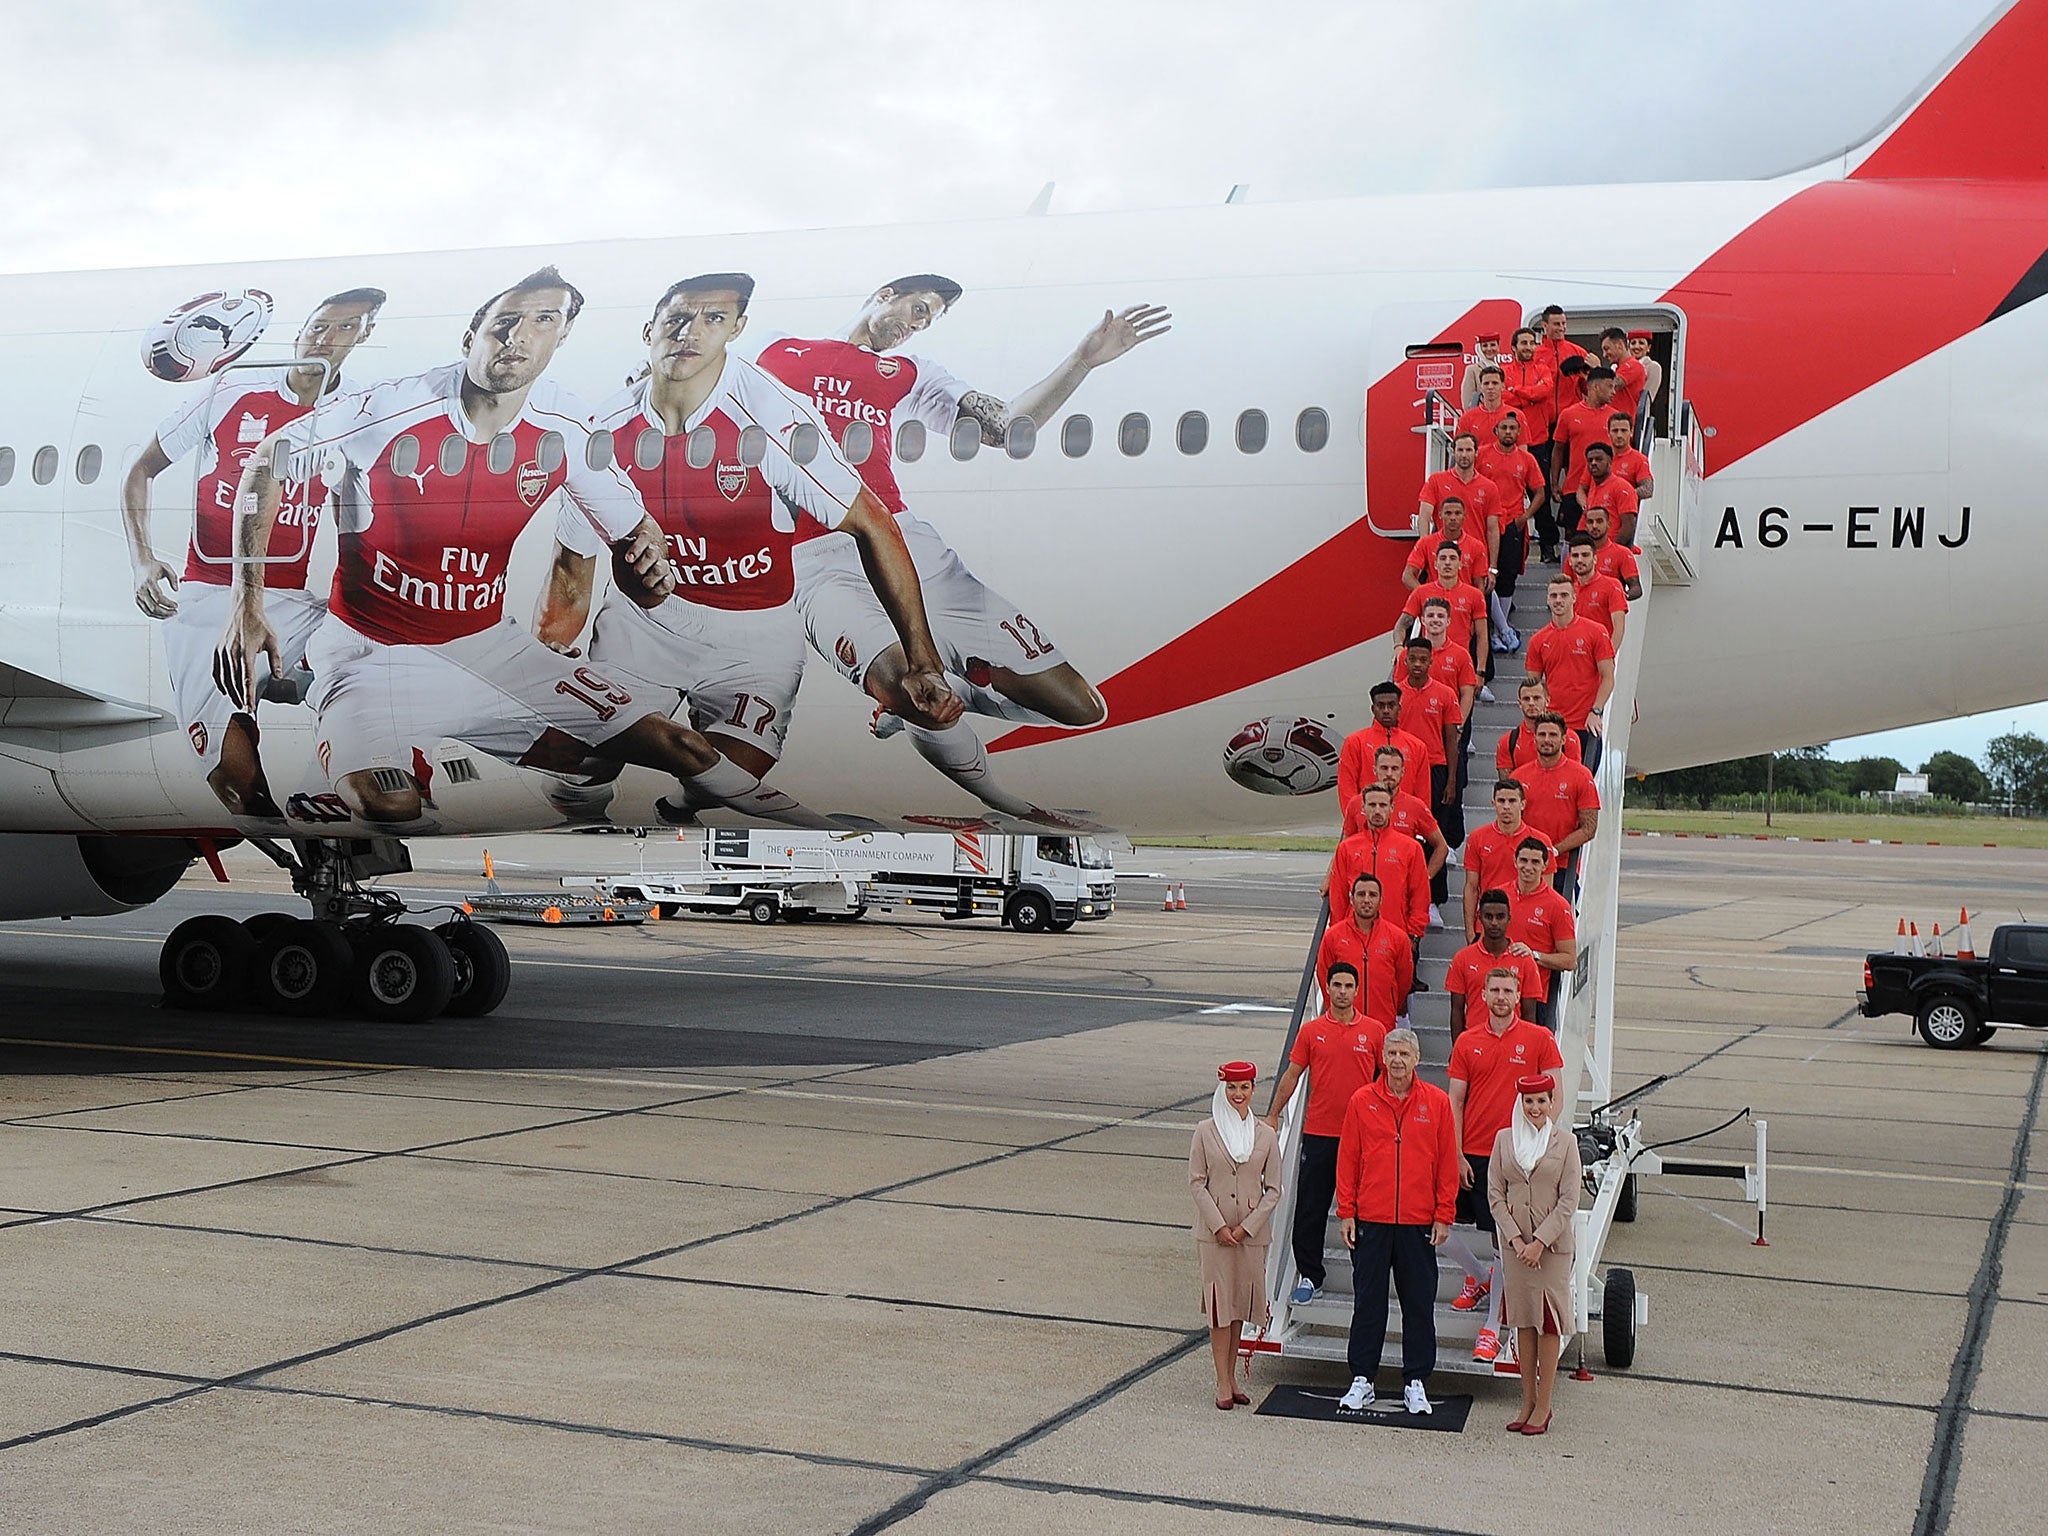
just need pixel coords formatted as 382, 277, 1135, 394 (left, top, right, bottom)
0, 407, 1336, 491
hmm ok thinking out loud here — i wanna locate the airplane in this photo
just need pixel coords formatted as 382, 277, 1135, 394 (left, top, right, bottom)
2, 0, 2043, 1021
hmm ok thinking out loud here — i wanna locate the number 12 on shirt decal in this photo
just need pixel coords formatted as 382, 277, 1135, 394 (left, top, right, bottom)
1000, 613, 1051, 660
555, 666, 634, 723
724, 692, 779, 736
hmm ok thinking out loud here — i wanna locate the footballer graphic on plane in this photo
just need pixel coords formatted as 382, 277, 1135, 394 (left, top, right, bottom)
1, 0, 2045, 1011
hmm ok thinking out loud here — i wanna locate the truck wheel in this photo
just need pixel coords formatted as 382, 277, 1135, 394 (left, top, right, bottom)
1603, 1269, 1638, 1369
1007, 892, 1053, 933
1916, 993, 1980, 1050
1970, 1022, 1997, 1045
745, 896, 779, 925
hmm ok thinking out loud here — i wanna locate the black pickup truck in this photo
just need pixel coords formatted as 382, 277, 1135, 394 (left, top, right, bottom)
1860, 923, 2048, 1048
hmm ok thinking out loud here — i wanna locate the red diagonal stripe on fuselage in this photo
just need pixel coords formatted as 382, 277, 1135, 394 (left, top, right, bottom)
995, 176, 2048, 754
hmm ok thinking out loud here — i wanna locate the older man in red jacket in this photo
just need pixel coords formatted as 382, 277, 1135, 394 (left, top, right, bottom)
1335, 1026, 1459, 1415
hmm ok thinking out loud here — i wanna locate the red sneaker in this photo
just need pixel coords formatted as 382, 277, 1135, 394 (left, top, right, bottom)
1473, 1327, 1501, 1362
1451, 1276, 1491, 1312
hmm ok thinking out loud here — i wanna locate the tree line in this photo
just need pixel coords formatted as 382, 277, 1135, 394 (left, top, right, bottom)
1628, 732, 2048, 812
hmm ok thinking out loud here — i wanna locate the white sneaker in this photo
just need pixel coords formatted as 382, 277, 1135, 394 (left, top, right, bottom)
1338, 1377, 1375, 1411
1478, 685, 1496, 703
1428, 904, 1445, 931
1403, 1380, 1433, 1415
1446, 846, 1461, 868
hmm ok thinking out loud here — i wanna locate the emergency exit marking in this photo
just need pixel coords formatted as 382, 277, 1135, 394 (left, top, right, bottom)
1712, 505, 1970, 550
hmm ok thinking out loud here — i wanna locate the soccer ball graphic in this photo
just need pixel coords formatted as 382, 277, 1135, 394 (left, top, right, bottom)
1222, 715, 1342, 796
141, 289, 275, 382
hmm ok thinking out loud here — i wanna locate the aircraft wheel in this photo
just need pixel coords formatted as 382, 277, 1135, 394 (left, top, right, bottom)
160, 916, 255, 1011
253, 918, 354, 1017
1603, 1268, 1638, 1369
353, 925, 455, 1024
437, 921, 511, 1019
242, 911, 294, 943
1915, 993, 1979, 1050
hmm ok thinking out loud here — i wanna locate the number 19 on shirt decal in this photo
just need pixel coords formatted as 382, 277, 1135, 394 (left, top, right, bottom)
555, 666, 634, 723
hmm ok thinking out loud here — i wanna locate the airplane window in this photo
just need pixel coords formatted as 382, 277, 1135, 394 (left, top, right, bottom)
1061, 415, 1092, 457
490, 432, 516, 475
739, 424, 768, 468
1236, 409, 1268, 453
1006, 417, 1036, 459
537, 430, 566, 473
438, 434, 467, 478
1295, 407, 1330, 453
75, 444, 103, 485
1177, 411, 1209, 455
388, 435, 419, 479
635, 426, 665, 472
686, 425, 715, 470
842, 421, 874, 466
896, 419, 926, 463
584, 429, 614, 471
0, 446, 13, 485
790, 423, 821, 466
1118, 413, 1150, 456
950, 417, 981, 461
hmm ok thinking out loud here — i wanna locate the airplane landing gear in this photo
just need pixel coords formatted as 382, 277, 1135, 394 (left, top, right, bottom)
158, 836, 509, 1022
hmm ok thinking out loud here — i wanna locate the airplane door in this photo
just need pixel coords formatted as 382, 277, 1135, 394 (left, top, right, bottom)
1362, 299, 1525, 537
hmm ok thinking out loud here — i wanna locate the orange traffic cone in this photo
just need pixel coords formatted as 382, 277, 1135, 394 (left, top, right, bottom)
1956, 908, 1977, 961
483, 849, 495, 879
1175, 882, 1189, 911
1909, 921, 1925, 957
1930, 922, 1944, 958
1163, 883, 1176, 912
1893, 918, 1910, 955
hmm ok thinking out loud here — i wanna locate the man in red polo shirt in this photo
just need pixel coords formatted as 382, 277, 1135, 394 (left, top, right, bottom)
1417, 603, 1479, 723
1447, 889, 1547, 1039
1520, 714, 1600, 900
1597, 326, 1649, 423
1375, 742, 1450, 923
1478, 410, 1545, 604
1604, 412, 1655, 500
1579, 443, 1642, 557
1496, 677, 1582, 777
1338, 681, 1428, 825
1525, 574, 1615, 770
1395, 640, 1461, 807
1550, 366, 1620, 539
1582, 502, 1643, 599
1457, 366, 1519, 446
1565, 534, 1629, 648
1503, 326, 1558, 549
1265, 960, 1388, 1302
1417, 432, 1499, 540
1401, 498, 1490, 591
1534, 306, 1587, 413
1462, 778, 1555, 938
1319, 872, 1416, 1025
1447, 969, 1564, 1360
1327, 784, 1430, 956
1397, 550, 1488, 665
1507, 838, 1578, 1027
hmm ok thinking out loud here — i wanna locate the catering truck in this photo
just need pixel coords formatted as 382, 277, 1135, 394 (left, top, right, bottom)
705, 828, 1117, 932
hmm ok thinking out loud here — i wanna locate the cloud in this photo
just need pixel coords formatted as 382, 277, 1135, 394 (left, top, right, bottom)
0, 0, 1993, 275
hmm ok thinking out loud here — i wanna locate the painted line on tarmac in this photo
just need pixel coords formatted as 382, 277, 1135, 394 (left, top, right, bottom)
0, 1036, 405, 1071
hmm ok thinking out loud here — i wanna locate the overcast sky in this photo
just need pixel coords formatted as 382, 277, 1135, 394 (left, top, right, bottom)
0, 0, 2020, 759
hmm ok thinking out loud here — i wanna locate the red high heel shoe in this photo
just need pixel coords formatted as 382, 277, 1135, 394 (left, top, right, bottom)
1520, 1414, 1552, 1436
1232, 1390, 1251, 1405
1506, 1416, 1530, 1432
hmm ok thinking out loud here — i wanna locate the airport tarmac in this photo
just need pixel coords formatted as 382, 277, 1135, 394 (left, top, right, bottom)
1, 836, 2044, 1534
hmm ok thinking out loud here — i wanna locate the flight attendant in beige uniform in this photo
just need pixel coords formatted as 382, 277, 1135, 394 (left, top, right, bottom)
1487, 1075, 1583, 1435
1190, 1060, 1282, 1409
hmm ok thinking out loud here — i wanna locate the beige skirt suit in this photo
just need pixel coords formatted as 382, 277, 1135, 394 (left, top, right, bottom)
1486, 1126, 1583, 1333
1189, 1118, 1284, 1327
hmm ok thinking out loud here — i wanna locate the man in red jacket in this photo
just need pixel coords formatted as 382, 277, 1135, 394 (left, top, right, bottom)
1319, 872, 1416, 1025
1336, 1027, 1458, 1414
1337, 683, 1428, 826
1327, 784, 1430, 958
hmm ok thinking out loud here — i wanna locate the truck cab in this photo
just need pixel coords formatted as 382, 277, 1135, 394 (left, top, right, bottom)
1861, 923, 2048, 1048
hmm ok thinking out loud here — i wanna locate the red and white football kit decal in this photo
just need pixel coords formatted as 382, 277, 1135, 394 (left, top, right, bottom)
155, 378, 326, 589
